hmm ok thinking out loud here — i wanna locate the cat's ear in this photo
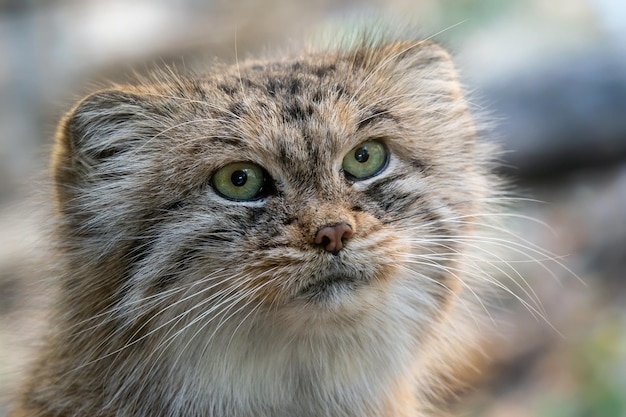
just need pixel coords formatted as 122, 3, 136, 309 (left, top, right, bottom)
382, 40, 463, 96
52, 88, 158, 205
380, 41, 476, 143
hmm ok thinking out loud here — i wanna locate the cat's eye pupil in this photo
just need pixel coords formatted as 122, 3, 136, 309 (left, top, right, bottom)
354, 147, 370, 163
231, 170, 247, 187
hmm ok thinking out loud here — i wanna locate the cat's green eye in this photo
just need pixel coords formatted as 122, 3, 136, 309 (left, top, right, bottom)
342, 140, 389, 180
212, 162, 269, 201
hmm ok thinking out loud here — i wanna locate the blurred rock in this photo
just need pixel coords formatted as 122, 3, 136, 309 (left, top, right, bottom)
483, 49, 626, 180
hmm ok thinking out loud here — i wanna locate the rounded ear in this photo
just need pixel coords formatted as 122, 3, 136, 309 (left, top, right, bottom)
381, 40, 464, 97
348, 39, 468, 112
380, 41, 477, 145
389, 40, 456, 70
52, 89, 157, 206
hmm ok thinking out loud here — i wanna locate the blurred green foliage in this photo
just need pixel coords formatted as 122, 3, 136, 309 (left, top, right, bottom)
538, 314, 626, 417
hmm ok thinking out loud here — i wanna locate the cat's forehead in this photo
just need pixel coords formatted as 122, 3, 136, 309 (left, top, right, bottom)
193, 58, 399, 168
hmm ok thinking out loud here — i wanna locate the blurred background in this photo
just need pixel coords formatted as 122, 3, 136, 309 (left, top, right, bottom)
0, 0, 625, 416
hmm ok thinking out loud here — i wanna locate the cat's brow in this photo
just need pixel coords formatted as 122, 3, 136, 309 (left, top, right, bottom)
356, 107, 397, 131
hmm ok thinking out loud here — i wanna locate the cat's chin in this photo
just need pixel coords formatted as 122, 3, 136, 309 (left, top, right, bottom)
297, 273, 368, 304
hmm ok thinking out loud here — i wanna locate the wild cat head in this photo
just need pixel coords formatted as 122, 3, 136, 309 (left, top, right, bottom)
52, 39, 492, 340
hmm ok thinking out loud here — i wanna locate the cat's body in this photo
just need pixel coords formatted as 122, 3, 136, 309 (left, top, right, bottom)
10, 38, 497, 417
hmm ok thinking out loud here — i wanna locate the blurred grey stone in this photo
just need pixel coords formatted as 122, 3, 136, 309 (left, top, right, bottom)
483, 49, 626, 180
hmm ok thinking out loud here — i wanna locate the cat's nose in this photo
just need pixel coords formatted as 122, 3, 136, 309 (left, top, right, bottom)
314, 223, 353, 254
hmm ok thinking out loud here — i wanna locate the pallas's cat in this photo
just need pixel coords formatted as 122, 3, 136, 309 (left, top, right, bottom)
10, 38, 500, 417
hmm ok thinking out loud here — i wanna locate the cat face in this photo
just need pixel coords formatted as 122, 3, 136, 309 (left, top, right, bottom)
53, 41, 488, 343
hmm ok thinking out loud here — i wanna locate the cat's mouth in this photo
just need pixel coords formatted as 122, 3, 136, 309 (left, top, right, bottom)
297, 273, 364, 301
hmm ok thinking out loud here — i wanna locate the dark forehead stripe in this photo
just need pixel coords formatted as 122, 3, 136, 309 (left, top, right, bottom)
208, 136, 244, 147
215, 76, 262, 97
312, 63, 337, 78
312, 83, 348, 103
228, 101, 247, 117
356, 107, 397, 131
282, 99, 315, 123
218, 83, 237, 96
263, 76, 302, 97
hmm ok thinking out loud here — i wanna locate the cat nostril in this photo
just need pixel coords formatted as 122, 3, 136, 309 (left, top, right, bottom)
314, 223, 353, 253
